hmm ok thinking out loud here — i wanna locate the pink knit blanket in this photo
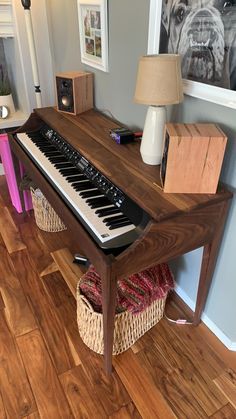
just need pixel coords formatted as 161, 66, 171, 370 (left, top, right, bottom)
79, 263, 174, 314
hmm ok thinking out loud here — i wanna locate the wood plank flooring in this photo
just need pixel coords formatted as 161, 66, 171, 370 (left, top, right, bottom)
0, 175, 236, 418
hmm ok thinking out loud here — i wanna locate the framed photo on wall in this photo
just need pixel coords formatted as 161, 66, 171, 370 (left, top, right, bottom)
148, 0, 236, 109
77, 0, 108, 72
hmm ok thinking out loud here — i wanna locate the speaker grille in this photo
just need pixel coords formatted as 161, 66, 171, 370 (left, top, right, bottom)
56, 77, 74, 113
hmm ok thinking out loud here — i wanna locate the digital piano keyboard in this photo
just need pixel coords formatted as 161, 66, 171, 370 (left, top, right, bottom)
15, 126, 149, 249
12, 108, 149, 250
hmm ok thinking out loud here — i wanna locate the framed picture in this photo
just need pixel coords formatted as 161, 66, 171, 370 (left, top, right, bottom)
77, 0, 108, 72
148, 0, 236, 109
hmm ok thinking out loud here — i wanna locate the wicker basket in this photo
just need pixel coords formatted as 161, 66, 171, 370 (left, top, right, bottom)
77, 282, 167, 355
31, 188, 67, 232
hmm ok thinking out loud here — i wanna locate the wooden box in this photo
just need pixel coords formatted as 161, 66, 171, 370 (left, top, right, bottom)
160, 123, 227, 194
56, 71, 93, 115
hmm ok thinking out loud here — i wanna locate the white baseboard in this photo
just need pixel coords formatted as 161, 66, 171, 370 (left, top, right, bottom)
0, 163, 4, 175
175, 284, 236, 351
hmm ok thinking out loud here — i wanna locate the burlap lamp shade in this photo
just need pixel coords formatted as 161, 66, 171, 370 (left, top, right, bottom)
134, 54, 183, 165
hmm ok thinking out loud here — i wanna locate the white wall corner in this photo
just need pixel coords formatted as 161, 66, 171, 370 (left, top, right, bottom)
175, 284, 236, 351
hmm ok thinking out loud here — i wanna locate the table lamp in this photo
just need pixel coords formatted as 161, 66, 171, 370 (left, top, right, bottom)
134, 54, 183, 165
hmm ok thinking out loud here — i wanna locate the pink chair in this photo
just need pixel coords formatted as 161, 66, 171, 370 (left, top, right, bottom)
0, 133, 32, 213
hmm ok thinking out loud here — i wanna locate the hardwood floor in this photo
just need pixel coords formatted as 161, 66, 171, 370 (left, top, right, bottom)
0, 175, 236, 419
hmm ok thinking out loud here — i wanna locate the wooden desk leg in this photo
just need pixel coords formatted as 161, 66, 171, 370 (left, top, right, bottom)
193, 200, 231, 325
101, 266, 117, 375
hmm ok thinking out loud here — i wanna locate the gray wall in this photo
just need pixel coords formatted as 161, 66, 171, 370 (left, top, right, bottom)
47, 0, 149, 127
47, 0, 236, 344
46, 0, 82, 74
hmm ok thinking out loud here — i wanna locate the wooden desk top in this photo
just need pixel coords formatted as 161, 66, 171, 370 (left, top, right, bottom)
34, 107, 232, 223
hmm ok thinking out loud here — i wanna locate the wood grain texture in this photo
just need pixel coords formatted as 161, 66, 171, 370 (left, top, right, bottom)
198, 322, 236, 373
0, 176, 12, 208
41, 270, 75, 308
0, 206, 26, 253
59, 365, 106, 418
11, 250, 77, 374
42, 269, 132, 415
37, 220, 79, 254
109, 402, 142, 418
64, 329, 82, 366
39, 260, 59, 277
0, 392, 6, 419
82, 350, 131, 416
41, 270, 92, 363
113, 350, 176, 419
51, 247, 85, 298
19, 219, 56, 276
0, 289, 5, 309
148, 320, 227, 416
115, 202, 224, 280
214, 369, 236, 409
130, 341, 144, 354
17, 329, 73, 419
131, 342, 208, 419
23, 413, 40, 419
162, 123, 227, 194
0, 238, 37, 336
0, 191, 5, 209
210, 403, 236, 418
0, 310, 36, 417
194, 200, 231, 325
165, 295, 225, 380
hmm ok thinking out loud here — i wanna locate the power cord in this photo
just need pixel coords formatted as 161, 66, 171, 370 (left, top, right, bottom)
164, 312, 193, 325
94, 106, 122, 125
94, 106, 141, 134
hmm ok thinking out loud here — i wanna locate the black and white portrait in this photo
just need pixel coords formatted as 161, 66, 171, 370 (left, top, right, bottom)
159, 0, 236, 90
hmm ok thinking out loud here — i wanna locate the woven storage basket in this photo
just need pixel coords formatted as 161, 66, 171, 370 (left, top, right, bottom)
77, 282, 167, 355
31, 188, 66, 232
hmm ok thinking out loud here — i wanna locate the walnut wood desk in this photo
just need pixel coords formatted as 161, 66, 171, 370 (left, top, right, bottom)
9, 107, 233, 375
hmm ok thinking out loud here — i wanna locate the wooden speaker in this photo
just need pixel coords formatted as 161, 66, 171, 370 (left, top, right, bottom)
56, 71, 93, 115
160, 123, 227, 194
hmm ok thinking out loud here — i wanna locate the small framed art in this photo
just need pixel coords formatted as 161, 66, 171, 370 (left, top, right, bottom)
77, 0, 108, 72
